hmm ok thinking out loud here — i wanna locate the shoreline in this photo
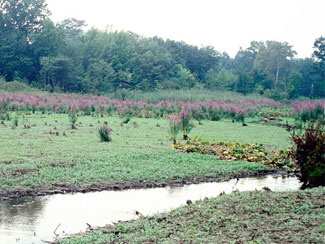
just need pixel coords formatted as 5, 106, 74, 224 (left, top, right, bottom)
0, 169, 294, 201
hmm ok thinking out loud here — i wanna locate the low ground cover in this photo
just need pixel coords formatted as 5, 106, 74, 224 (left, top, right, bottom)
0, 113, 291, 200
55, 186, 325, 244
173, 136, 296, 170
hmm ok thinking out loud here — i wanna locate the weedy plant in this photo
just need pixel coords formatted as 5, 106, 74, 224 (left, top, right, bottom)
291, 118, 325, 189
167, 115, 181, 144
179, 106, 194, 140
98, 125, 112, 142
69, 101, 78, 129
12, 117, 18, 127
122, 117, 131, 124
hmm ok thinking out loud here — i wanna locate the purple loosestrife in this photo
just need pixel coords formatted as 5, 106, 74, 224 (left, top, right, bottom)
292, 100, 325, 115
167, 115, 182, 144
179, 106, 194, 140
69, 100, 78, 129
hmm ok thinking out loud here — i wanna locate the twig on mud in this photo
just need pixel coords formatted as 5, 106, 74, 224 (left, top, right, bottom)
86, 222, 94, 230
53, 223, 61, 237
41, 240, 53, 244
232, 177, 240, 190
134, 210, 144, 217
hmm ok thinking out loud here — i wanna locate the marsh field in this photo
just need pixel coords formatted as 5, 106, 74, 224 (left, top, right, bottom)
0, 90, 324, 243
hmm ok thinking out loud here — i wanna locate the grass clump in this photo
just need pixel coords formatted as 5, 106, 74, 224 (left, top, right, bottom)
98, 125, 112, 142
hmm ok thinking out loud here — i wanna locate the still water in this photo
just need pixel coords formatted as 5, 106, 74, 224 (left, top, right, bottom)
0, 175, 301, 244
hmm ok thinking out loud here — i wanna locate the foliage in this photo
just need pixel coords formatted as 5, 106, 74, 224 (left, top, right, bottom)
290, 119, 325, 188
173, 136, 296, 170
0, 0, 50, 81
312, 36, 325, 98
0, 78, 40, 93
98, 125, 112, 142
40, 55, 74, 92
286, 72, 302, 99
0, 0, 324, 99
254, 41, 296, 89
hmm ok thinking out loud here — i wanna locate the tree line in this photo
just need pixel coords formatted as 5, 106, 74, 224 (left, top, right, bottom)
0, 0, 324, 99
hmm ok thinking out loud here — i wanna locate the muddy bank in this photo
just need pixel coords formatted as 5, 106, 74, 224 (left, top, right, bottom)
0, 169, 295, 201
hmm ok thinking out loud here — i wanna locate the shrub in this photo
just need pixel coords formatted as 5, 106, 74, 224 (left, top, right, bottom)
290, 119, 325, 189
98, 125, 112, 142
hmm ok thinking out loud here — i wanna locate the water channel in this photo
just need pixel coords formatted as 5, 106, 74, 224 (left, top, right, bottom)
0, 175, 301, 244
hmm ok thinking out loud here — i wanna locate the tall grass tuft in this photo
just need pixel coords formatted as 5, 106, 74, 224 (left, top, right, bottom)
98, 125, 112, 142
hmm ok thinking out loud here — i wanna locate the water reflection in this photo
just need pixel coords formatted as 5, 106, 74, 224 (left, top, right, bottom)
0, 175, 301, 244
0, 197, 45, 226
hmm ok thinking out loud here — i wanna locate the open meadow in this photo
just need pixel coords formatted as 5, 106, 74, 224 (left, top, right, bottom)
0, 91, 324, 199
1, 113, 287, 200
0, 90, 324, 243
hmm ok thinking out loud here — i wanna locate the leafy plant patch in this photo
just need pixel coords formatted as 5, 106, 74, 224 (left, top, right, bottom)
173, 136, 297, 170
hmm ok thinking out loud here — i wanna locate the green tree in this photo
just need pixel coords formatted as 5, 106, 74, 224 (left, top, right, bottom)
82, 28, 109, 69
29, 19, 67, 84
286, 72, 302, 99
204, 68, 218, 89
85, 59, 115, 93
60, 18, 86, 41
134, 38, 173, 90
164, 40, 220, 82
254, 41, 296, 89
311, 36, 325, 98
290, 58, 315, 97
40, 55, 73, 92
234, 41, 261, 72
0, 0, 50, 81
214, 69, 237, 90
60, 18, 86, 68
236, 71, 254, 95
164, 64, 196, 89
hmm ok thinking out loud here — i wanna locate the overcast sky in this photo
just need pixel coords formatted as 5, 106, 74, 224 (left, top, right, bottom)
46, 0, 324, 58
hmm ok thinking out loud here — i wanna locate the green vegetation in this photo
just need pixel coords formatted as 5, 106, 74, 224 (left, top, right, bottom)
109, 89, 268, 103
56, 186, 325, 244
98, 125, 112, 142
0, 113, 291, 199
1, 0, 323, 241
291, 119, 325, 188
1, 1, 325, 99
174, 137, 296, 170
0, 78, 40, 93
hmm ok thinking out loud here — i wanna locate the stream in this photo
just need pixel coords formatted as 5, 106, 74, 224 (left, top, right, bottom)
0, 175, 301, 244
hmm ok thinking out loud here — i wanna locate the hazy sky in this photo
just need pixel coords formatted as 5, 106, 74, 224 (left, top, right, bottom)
46, 0, 324, 58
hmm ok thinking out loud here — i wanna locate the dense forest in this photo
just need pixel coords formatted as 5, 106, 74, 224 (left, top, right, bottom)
0, 0, 324, 99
